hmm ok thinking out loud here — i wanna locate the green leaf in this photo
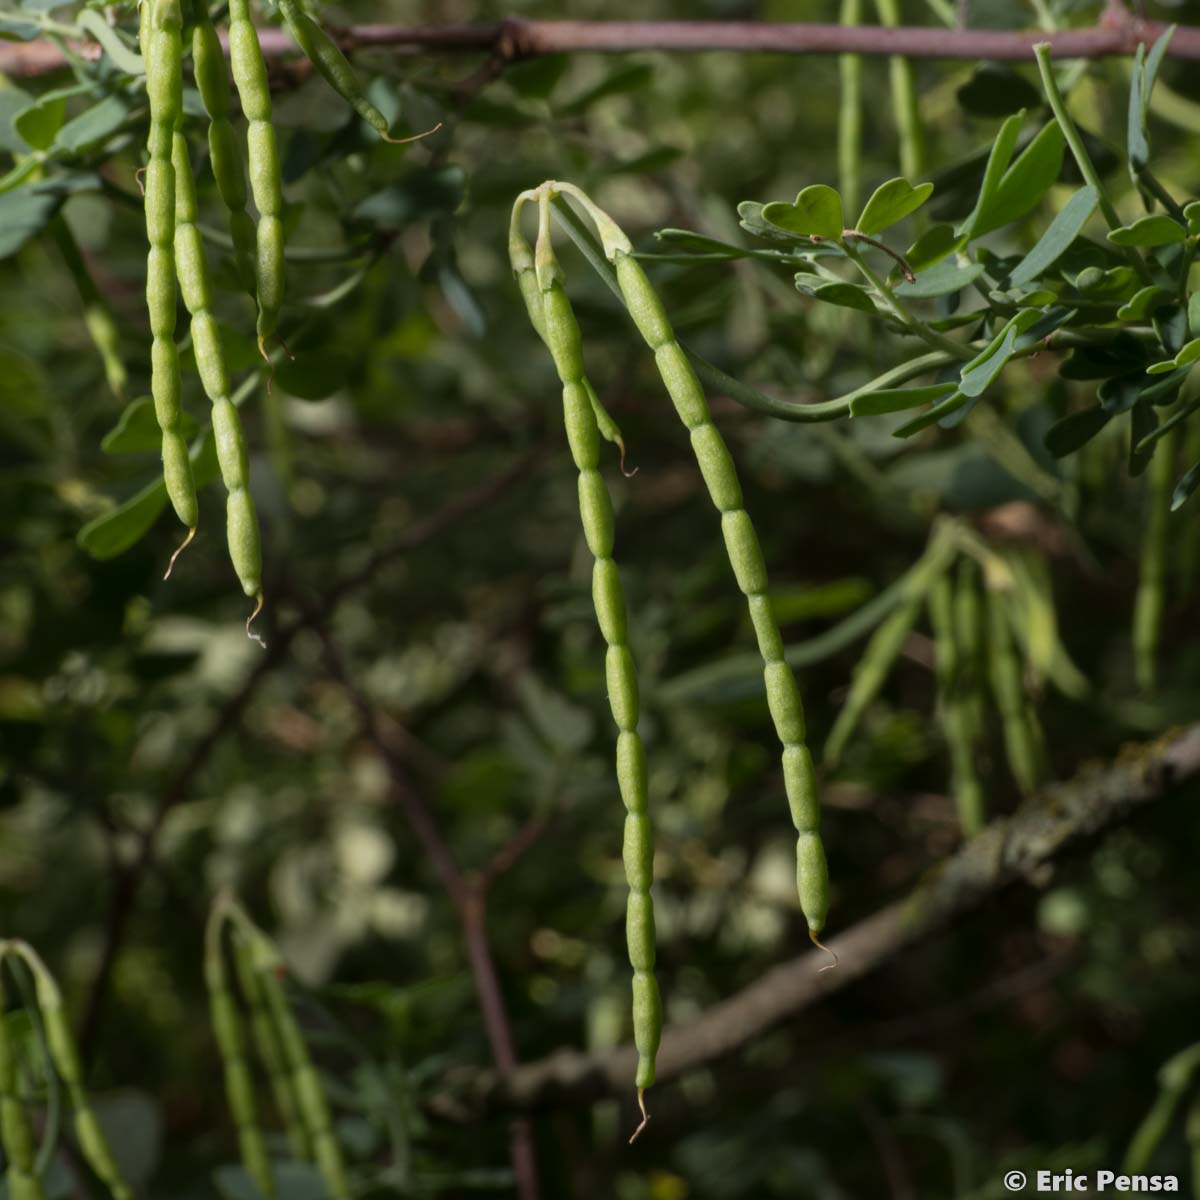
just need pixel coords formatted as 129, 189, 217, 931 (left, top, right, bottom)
1127, 42, 1149, 171
959, 109, 1025, 238
1130, 399, 1157, 475
761, 185, 843, 240
894, 259, 985, 299
77, 9, 145, 75
1187, 290, 1200, 337
905, 224, 966, 272
1142, 27, 1175, 118
850, 383, 958, 417
101, 396, 198, 454
1009, 186, 1097, 286
1044, 405, 1112, 457
799, 281, 875, 312
1107, 214, 1187, 247
973, 121, 1065, 238
1097, 374, 1143, 414
0, 188, 58, 258
13, 94, 65, 151
56, 95, 129, 153
1117, 285, 1172, 322
1171, 460, 1200, 511
893, 390, 968, 437
652, 228, 749, 258
957, 310, 1041, 398
1185, 202, 1200, 236
0, 86, 34, 153
1148, 338, 1200, 376
78, 436, 218, 560
855, 178, 934, 236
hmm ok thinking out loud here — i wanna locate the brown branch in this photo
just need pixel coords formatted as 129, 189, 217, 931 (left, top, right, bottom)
6, 14, 1200, 78
314, 622, 542, 1200
453, 723, 1200, 1115
78, 454, 537, 1057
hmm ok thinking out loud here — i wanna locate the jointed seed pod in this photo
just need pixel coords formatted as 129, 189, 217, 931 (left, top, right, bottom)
0, 978, 47, 1200
1123, 1043, 1200, 1174
143, 0, 198, 561
192, 0, 257, 293
1133, 425, 1176, 691
954, 557, 986, 744
518, 193, 662, 1136
227, 0, 285, 349
928, 571, 985, 836
583, 206, 830, 943
230, 932, 312, 1161
242, 935, 350, 1200
274, 0, 389, 136
171, 131, 265, 616
823, 594, 922, 770
510, 230, 629, 466
984, 584, 1042, 795
3, 944, 132, 1200
204, 908, 277, 1199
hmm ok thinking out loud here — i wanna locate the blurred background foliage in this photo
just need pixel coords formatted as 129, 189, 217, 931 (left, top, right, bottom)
2, 0, 1200, 1195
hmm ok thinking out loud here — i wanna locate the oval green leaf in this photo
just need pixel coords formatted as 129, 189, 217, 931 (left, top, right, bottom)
761, 184, 843, 240
855, 178, 933, 237
1107, 214, 1187, 247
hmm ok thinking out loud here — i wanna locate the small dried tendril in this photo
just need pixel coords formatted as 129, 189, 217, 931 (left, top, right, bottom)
164, 525, 196, 580
381, 120, 444, 146
628, 1088, 650, 1144
811, 929, 840, 973
246, 593, 267, 648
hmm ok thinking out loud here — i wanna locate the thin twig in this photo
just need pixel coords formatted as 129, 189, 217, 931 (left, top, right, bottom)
455, 722, 1200, 1113
7, 14, 1200, 78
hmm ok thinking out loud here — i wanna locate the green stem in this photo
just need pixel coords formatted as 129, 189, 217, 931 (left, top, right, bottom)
1034, 43, 1153, 285
838, 0, 862, 219
844, 243, 971, 359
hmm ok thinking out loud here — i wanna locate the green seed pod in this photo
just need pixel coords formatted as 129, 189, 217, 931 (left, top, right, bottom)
231, 932, 312, 1161
1133, 425, 1176, 692
796, 833, 830, 934
630, 973, 662, 1089
985, 585, 1042, 795
171, 133, 264, 604
275, 0, 391, 134
0, 980, 44, 1200
192, 1, 256, 292
824, 595, 922, 769
593, 559, 628, 646
227, 0, 285, 346
954, 557, 987, 744
7, 944, 133, 1200
143, 0, 196, 539
513, 202, 664, 1107
204, 909, 277, 1199
929, 572, 985, 837
599, 231, 829, 939
233, 927, 349, 1200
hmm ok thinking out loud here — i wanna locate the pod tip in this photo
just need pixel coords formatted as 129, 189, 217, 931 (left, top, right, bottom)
628, 1087, 650, 1144
246, 592, 267, 649
810, 929, 839, 973
380, 120, 444, 146
164, 525, 197, 580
